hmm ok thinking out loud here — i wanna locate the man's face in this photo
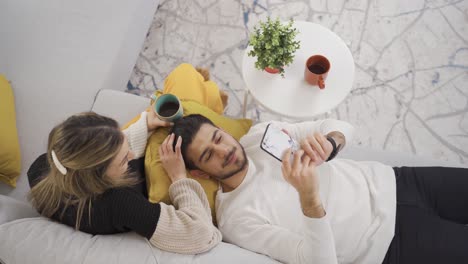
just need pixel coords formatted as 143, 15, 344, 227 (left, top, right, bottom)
186, 123, 247, 180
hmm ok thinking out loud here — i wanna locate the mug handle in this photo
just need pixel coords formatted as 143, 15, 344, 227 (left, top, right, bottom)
318, 76, 325, 89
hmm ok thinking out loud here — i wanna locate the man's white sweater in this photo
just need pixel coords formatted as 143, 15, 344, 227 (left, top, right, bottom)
216, 120, 396, 264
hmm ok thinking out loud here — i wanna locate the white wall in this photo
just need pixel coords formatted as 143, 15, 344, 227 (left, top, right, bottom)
0, 0, 159, 201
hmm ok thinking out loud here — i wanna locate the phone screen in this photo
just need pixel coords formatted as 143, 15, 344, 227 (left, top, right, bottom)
260, 123, 298, 161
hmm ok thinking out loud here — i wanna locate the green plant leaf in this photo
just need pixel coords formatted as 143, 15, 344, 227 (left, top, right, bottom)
246, 16, 301, 76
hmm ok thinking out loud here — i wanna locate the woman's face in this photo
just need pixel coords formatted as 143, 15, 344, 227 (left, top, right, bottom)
106, 135, 135, 180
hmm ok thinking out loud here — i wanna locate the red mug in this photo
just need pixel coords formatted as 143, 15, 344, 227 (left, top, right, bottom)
304, 55, 331, 89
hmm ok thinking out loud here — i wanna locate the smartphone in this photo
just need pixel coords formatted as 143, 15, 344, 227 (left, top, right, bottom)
260, 123, 299, 162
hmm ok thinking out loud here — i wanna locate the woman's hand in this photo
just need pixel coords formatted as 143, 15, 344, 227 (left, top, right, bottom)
159, 133, 187, 182
147, 104, 173, 132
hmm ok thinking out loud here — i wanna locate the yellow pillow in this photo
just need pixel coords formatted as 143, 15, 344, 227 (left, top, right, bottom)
0, 75, 21, 187
144, 99, 252, 221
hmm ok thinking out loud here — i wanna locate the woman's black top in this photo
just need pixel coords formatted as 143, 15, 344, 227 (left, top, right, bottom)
27, 154, 160, 239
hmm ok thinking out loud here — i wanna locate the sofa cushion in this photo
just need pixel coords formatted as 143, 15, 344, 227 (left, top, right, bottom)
0, 75, 21, 187
0, 217, 279, 264
0, 217, 159, 264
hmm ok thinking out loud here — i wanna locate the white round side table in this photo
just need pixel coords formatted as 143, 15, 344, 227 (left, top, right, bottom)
242, 21, 355, 119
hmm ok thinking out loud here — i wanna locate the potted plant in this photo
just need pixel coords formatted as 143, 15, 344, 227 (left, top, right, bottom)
248, 17, 301, 77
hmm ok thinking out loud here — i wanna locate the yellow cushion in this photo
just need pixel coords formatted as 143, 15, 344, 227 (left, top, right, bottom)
0, 75, 21, 187
123, 63, 252, 221
144, 98, 251, 221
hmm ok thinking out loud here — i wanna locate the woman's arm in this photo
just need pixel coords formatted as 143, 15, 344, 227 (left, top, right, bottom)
122, 109, 172, 159
150, 178, 222, 254
149, 133, 222, 253
122, 111, 150, 158
108, 183, 220, 254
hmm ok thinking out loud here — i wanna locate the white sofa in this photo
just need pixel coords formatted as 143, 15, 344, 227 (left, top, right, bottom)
0, 89, 283, 264
1, 89, 465, 264
0, 1, 466, 262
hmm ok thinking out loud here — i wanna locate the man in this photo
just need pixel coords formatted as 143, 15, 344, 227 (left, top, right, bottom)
171, 114, 468, 264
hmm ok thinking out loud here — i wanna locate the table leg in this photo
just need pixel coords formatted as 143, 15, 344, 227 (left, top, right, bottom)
242, 90, 249, 118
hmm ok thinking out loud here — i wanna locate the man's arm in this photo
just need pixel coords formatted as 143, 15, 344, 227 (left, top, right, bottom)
218, 146, 338, 264
275, 119, 354, 150
277, 119, 354, 163
282, 149, 326, 218
324, 131, 346, 161
326, 131, 346, 150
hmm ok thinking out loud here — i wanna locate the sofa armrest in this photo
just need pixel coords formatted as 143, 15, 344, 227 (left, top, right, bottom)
341, 146, 467, 168
0, 195, 39, 225
91, 89, 151, 126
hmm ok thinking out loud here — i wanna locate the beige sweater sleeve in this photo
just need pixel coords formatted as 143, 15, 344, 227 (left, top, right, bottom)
122, 111, 149, 158
149, 178, 222, 254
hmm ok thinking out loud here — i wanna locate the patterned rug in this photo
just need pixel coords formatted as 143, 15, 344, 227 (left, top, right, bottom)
128, 0, 468, 165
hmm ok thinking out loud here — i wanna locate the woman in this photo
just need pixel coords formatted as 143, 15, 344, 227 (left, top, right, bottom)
27, 109, 221, 254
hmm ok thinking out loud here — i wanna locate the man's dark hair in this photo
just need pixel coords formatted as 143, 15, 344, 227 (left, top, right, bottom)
170, 114, 215, 169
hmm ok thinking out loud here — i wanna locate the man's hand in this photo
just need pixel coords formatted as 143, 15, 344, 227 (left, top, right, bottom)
159, 133, 186, 183
147, 104, 173, 132
300, 132, 333, 166
281, 149, 325, 218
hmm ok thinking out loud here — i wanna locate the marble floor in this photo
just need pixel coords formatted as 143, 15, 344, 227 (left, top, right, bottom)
128, 0, 468, 164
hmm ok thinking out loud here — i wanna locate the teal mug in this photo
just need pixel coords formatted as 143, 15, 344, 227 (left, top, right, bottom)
152, 93, 184, 122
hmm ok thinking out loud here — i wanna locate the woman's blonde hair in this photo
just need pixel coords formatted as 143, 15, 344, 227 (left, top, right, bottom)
28, 112, 138, 229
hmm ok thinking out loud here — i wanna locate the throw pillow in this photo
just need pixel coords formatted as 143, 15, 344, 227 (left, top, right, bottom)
0, 75, 21, 187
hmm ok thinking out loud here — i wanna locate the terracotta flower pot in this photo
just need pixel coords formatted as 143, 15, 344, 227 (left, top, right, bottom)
264, 67, 280, 74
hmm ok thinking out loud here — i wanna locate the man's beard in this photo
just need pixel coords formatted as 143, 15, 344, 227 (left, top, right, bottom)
216, 146, 248, 180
